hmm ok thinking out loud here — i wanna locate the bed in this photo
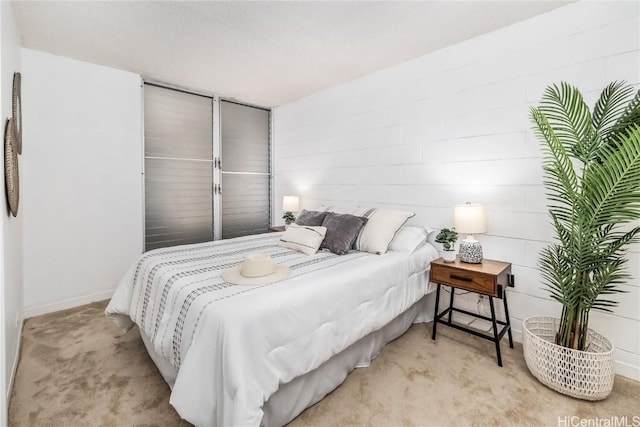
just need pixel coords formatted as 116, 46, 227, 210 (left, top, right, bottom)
106, 229, 439, 426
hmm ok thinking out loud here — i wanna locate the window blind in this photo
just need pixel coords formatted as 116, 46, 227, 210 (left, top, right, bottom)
220, 101, 270, 239
144, 84, 214, 250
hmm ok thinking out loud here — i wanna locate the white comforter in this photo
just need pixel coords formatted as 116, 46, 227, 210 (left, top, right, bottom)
106, 233, 438, 427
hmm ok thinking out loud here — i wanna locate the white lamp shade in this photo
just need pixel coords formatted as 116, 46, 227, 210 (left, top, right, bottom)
454, 203, 487, 234
282, 195, 299, 212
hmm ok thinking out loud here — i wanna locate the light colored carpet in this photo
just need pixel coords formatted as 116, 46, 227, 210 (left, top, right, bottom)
8, 300, 639, 426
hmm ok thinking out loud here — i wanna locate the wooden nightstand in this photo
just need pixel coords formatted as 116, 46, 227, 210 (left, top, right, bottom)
430, 257, 515, 366
268, 226, 286, 232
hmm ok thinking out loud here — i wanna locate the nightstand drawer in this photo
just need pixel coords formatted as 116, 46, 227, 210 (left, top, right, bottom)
431, 265, 495, 295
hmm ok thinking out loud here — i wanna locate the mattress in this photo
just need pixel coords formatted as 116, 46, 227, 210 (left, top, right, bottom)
106, 232, 439, 426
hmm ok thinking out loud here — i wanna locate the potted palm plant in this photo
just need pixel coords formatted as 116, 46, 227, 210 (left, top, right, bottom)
435, 228, 458, 262
524, 81, 640, 400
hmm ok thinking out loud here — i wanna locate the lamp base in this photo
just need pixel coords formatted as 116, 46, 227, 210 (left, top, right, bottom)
459, 240, 483, 263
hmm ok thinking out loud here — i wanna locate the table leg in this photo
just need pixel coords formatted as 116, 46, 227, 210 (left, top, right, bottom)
431, 283, 442, 340
489, 296, 503, 367
447, 286, 455, 325
503, 290, 514, 348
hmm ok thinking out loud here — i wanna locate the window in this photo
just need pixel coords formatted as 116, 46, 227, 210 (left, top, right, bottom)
143, 84, 270, 250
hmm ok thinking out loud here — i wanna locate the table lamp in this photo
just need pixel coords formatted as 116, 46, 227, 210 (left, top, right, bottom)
454, 203, 487, 263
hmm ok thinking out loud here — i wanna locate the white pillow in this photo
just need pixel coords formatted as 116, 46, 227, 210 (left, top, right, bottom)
354, 208, 415, 254
278, 224, 327, 255
389, 225, 434, 253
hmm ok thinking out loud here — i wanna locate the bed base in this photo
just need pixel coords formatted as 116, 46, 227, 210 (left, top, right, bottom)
139, 291, 436, 427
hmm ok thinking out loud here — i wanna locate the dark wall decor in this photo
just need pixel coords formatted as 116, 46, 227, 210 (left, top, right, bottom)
4, 118, 19, 217
4, 71, 22, 216
12, 72, 22, 154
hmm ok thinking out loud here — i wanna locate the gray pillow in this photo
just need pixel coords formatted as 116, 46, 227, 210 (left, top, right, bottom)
296, 209, 327, 227
320, 212, 367, 255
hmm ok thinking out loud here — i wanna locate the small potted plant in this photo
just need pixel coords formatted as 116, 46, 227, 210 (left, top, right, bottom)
435, 228, 458, 262
282, 211, 296, 226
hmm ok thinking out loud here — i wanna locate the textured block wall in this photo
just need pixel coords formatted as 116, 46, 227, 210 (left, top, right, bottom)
273, 2, 640, 379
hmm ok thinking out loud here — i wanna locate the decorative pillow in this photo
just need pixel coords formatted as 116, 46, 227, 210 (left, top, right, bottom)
389, 225, 434, 253
279, 224, 327, 255
295, 209, 327, 227
325, 205, 361, 215
320, 212, 367, 255
354, 208, 416, 254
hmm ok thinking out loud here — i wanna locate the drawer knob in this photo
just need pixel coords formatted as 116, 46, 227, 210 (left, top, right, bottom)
450, 274, 472, 282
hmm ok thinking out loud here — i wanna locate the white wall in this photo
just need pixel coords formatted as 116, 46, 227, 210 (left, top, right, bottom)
273, 2, 640, 379
0, 0, 23, 423
22, 49, 143, 317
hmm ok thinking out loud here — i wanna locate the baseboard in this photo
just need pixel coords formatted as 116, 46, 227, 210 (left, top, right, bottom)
24, 290, 115, 318
6, 317, 23, 404
613, 359, 640, 381
511, 327, 523, 344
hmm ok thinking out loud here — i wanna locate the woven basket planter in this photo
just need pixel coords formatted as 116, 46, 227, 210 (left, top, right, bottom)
522, 316, 614, 401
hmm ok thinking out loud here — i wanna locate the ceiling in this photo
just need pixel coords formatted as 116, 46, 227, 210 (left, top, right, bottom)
12, 1, 571, 107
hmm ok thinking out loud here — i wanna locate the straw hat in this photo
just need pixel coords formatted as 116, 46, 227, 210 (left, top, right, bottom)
222, 253, 290, 286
